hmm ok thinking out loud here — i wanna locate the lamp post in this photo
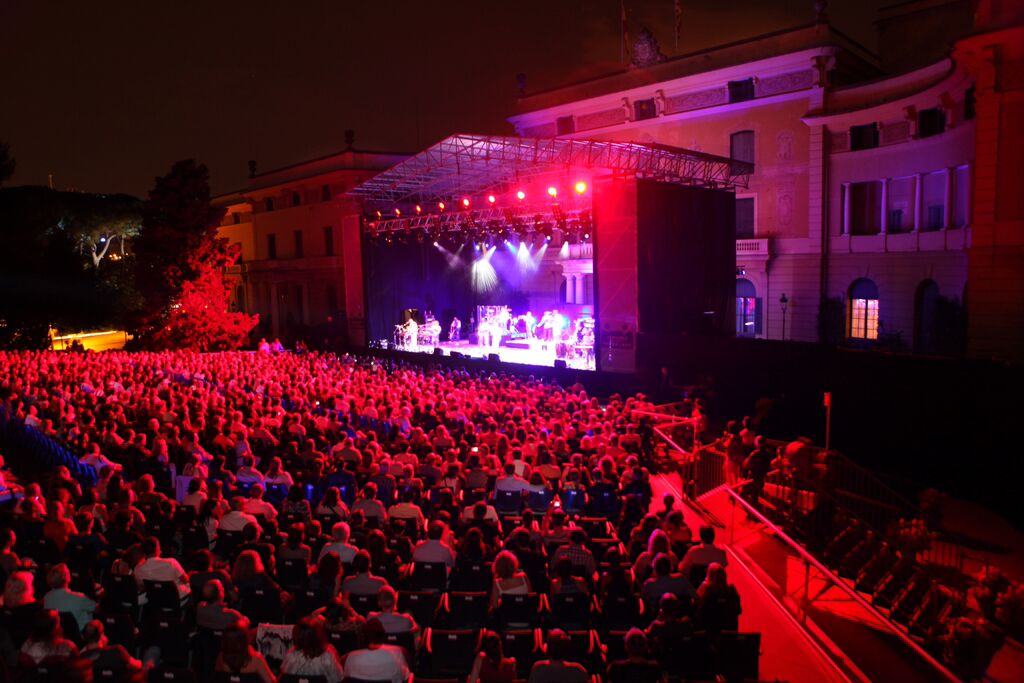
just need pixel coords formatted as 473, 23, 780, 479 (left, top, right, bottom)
779, 293, 789, 341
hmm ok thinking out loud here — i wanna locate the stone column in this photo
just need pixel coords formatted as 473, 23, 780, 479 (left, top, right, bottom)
914, 173, 924, 231
575, 275, 585, 305
880, 178, 889, 234
565, 275, 575, 304
943, 168, 954, 230
841, 183, 851, 234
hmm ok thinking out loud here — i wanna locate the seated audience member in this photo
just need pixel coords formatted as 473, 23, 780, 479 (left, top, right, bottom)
80, 619, 144, 674
20, 608, 79, 666
135, 536, 191, 600
468, 629, 517, 683
243, 484, 278, 519
218, 496, 262, 535
644, 593, 694, 659
43, 563, 97, 630
319, 521, 358, 563
341, 550, 388, 596
279, 523, 313, 563
550, 557, 589, 595
528, 629, 588, 683
214, 622, 276, 683
280, 616, 344, 683
387, 489, 426, 532
309, 551, 344, 598
342, 617, 410, 683
641, 553, 695, 615
231, 549, 283, 595
679, 525, 727, 583
696, 562, 742, 634
315, 595, 366, 634
606, 628, 664, 683
316, 486, 350, 520
412, 521, 456, 567
368, 585, 418, 634
549, 529, 596, 580
196, 579, 245, 630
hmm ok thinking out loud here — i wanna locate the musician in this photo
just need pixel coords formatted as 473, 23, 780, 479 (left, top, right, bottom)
524, 311, 537, 338
449, 317, 461, 342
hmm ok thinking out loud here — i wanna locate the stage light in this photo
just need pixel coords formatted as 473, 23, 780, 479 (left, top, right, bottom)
415, 205, 422, 214
433, 241, 439, 247
375, 210, 382, 219
394, 208, 401, 217
462, 198, 470, 208
516, 190, 526, 201
438, 201, 446, 211
574, 181, 588, 194
547, 186, 558, 198
487, 194, 496, 204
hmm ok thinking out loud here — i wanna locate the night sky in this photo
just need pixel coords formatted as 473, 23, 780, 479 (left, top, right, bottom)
1, 0, 881, 197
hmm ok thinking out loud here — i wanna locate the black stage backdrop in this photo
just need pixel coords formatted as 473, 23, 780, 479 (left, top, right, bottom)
636, 181, 736, 337
363, 238, 533, 345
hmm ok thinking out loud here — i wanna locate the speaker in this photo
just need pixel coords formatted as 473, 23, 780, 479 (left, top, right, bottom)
433, 348, 444, 356
554, 359, 567, 369
487, 353, 500, 363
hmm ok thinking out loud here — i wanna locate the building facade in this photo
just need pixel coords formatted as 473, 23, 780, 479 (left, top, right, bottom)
507, 1, 1024, 362
215, 142, 406, 346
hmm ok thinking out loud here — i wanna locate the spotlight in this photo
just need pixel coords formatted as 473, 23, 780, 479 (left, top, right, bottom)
516, 190, 526, 201
433, 241, 439, 247
574, 181, 588, 195
462, 198, 471, 208
395, 208, 401, 217
375, 210, 382, 219
415, 204, 422, 214
487, 194, 497, 205
547, 186, 558, 198
438, 201, 446, 211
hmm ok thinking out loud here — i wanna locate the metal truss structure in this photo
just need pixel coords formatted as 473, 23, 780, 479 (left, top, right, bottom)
352, 134, 752, 208
367, 203, 592, 238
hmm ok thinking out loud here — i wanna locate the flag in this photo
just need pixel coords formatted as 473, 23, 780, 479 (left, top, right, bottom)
674, 0, 682, 50
621, 0, 630, 63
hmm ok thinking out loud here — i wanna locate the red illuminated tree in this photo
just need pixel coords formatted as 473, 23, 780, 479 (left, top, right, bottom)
134, 159, 257, 348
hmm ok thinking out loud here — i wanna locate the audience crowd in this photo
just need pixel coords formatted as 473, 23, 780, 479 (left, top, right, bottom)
0, 350, 745, 682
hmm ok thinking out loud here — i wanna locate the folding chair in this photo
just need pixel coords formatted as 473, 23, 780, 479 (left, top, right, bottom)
425, 629, 479, 677
443, 591, 488, 629
411, 561, 448, 593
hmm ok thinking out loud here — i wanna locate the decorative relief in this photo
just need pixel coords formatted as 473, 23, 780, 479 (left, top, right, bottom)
576, 109, 628, 131
776, 179, 795, 227
665, 87, 727, 114
880, 120, 910, 145
756, 70, 814, 97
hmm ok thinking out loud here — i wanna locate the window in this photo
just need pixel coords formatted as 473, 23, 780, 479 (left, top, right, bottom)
953, 165, 970, 228
265, 197, 275, 212
728, 78, 755, 103
294, 230, 304, 258
267, 234, 277, 260
846, 181, 882, 235
730, 130, 755, 167
323, 225, 335, 256
886, 177, 915, 233
233, 213, 241, 225
321, 184, 332, 201
736, 197, 755, 238
923, 171, 945, 231
633, 98, 656, 121
964, 86, 976, 120
736, 279, 762, 337
918, 108, 946, 138
233, 242, 244, 264
848, 278, 879, 340
850, 123, 879, 151
556, 116, 576, 135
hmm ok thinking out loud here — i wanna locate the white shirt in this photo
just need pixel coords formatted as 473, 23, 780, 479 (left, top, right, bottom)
342, 645, 409, 683
411, 540, 455, 567
319, 541, 358, 564
135, 556, 190, 597
218, 510, 262, 533
243, 498, 278, 519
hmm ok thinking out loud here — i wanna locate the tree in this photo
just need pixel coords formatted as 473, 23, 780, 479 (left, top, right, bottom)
0, 140, 14, 186
58, 192, 141, 268
133, 159, 256, 348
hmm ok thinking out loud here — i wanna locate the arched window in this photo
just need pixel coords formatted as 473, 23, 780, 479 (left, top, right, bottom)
736, 279, 761, 337
914, 279, 941, 354
848, 278, 879, 340
730, 130, 755, 166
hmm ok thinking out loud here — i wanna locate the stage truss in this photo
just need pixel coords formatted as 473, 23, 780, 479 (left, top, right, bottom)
352, 134, 752, 234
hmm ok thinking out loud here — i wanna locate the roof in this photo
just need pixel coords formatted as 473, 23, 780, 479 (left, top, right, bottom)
350, 134, 751, 206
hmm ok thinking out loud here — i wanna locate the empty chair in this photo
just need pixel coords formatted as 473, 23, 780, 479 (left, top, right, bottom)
293, 587, 332, 619
549, 592, 592, 630
143, 580, 181, 617
347, 592, 378, 617
238, 585, 283, 624
526, 489, 554, 514
277, 558, 310, 591
142, 616, 189, 666
561, 489, 587, 516
411, 562, 448, 593
663, 632, 712, 681
426, 629, 479, 677
449, 561, 492, 593
561, 629, 603, 671
497, 593, 542, 629
443, 592, 488, 629
102, 574, 139, 613
493, 490, 522, 516
398, 591, 441, 629
601, 594, 645, 630
97, 611, 137, 653
327, 628, 362, 658
499, 629, 541, 677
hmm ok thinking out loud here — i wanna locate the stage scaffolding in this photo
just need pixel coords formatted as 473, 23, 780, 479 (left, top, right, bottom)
351, 134, 752, 234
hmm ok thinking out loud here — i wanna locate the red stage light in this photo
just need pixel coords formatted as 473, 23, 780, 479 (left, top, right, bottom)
462, 198, 471, 208
487, 194, 496, 204
516, 190, 526, 201
574, 181, 588, 194
438, 201, 446, 211
547, 186, 558, 198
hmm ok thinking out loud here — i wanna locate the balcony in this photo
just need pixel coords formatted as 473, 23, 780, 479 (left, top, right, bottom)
736, 238, 770, 258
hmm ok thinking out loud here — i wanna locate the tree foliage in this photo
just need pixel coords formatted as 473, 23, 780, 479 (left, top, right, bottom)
133, 159, 256, 348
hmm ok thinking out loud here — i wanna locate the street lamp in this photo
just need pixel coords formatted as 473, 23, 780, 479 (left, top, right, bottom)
779, 293, 789, 341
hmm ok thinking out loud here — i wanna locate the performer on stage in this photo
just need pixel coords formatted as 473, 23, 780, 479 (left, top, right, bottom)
449, 316, 461, 342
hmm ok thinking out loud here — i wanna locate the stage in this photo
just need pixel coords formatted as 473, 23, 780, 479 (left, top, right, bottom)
391, 338, 595, 370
